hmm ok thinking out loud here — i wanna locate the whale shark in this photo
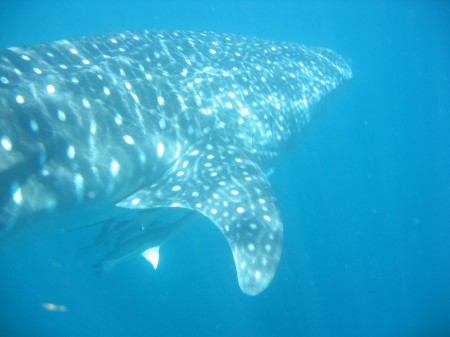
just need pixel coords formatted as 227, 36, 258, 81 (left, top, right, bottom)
0, 30, 351, 295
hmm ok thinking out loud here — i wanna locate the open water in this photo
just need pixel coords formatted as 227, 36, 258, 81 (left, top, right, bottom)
0, 1, 449, 336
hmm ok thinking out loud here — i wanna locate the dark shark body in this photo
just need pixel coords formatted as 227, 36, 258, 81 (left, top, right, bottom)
0, 30, 351, 295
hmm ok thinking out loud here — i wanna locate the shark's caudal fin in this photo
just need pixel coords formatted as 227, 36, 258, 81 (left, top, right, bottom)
117, 142, 282, 295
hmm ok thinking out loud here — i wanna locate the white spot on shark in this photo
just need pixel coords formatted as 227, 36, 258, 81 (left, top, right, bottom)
30, 120, 39, 132
123, 135, 134, 144
159, 118, 166, 129
57, 110, 66, 122
46, 85, 56, 93
110, 160, 120, 176
1, 136, 13, 151
157, 143, 164, 157
66, 146, 75, 159
131, 198, 141, 205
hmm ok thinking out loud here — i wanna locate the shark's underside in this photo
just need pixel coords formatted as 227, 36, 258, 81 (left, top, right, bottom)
0, 30, 351, 295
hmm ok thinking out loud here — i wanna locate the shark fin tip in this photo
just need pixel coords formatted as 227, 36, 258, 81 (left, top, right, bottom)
142, 246, 160, 269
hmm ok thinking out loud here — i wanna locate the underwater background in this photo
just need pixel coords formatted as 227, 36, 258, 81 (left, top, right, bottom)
0, 0, 449, 336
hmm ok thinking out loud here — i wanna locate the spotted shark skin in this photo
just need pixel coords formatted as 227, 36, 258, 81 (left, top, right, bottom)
0, 30, 351, 295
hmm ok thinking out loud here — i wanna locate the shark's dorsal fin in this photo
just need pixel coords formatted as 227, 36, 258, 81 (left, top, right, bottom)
117, 142, 283, 295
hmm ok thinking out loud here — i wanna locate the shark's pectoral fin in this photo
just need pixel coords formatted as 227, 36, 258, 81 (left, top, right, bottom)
117, 143, 283, 295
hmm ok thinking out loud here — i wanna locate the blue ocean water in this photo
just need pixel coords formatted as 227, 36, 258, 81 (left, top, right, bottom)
0, 1, 449, 336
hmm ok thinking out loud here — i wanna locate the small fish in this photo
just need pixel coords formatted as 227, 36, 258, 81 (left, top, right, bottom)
94, 211, 196, 274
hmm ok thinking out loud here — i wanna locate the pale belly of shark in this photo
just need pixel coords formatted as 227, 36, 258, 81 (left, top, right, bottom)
0, 30, 351, 295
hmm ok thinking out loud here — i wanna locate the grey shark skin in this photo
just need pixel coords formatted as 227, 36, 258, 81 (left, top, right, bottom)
0, 30, 351, 295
